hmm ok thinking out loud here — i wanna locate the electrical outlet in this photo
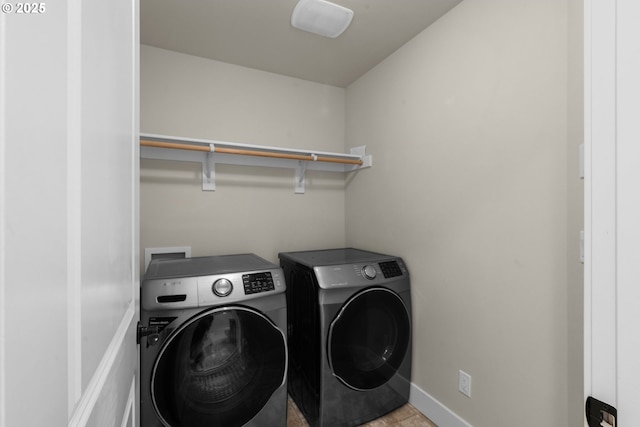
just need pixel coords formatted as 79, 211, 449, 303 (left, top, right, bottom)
458, 370, 472, 398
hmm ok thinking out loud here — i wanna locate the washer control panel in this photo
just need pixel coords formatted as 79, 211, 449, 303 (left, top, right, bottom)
243, 272, 275, 294
199, 269, 284, 306
142, 268, 285, 310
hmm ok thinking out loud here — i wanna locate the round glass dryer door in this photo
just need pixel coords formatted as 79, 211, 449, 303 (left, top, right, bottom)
328, 287, 410, 391
151, 306, 286, 427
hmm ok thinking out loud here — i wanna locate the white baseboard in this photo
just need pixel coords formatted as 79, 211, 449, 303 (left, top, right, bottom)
410, 383, 473, 427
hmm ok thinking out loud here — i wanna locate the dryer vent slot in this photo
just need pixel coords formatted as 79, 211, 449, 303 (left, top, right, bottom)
157, 294, 187, 303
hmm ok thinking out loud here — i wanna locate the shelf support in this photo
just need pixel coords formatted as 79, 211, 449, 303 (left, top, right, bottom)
294, 160, 309, 194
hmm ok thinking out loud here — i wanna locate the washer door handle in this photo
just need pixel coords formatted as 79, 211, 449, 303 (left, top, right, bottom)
137, 321, 161, 345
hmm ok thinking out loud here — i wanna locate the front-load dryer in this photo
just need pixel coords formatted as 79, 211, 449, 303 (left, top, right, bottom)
139, 254, 287, 427
279, 248, 412, 427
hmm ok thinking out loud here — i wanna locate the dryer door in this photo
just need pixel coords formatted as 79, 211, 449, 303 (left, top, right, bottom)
328, 287, 410, 391
151, 306, 286, 427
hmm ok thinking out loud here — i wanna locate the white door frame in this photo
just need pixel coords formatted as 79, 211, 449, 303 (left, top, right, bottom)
584, 0, 640, 424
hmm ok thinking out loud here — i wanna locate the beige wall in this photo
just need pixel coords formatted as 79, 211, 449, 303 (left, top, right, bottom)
345, 1, 581, 426
140, 45, 347, 267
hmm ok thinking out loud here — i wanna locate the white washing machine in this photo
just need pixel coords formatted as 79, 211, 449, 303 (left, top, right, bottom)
139, 254, 287, 427
279, 248, 412, 427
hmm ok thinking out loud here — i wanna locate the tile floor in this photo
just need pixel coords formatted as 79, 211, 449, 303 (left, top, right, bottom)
287, 396, 438, 427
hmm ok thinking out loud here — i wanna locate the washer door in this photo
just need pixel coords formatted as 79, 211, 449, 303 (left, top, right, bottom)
151, 306, 286, 427
328, 287, 410, 391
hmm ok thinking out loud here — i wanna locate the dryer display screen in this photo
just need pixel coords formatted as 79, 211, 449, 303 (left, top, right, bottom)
243, 272, 275, 294
379, 261, 403, 278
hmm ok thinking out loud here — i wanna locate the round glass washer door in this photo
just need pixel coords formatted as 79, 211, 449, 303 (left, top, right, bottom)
328, 287, 410, 391
151, 306, 286, 427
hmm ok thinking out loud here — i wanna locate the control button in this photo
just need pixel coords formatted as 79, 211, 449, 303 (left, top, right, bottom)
362, 265, 377, 280
212, 278, 233, 297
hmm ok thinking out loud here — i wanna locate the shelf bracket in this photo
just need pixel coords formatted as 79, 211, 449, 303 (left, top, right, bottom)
350, 145, 372, 167
202, 144, 216, 191
294, 160, 309, 194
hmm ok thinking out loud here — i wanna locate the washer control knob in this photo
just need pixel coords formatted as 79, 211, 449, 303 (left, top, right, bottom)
362, 265, 377, 280
212, 278, 233, 297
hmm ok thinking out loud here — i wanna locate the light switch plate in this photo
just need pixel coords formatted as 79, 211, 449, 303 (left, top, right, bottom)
458, 370, 472, 398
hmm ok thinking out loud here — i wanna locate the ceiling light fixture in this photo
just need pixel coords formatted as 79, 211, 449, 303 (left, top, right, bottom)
291, 0, 354, 38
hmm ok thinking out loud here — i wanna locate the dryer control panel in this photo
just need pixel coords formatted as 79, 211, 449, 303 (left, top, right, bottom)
313, 259, 408, 290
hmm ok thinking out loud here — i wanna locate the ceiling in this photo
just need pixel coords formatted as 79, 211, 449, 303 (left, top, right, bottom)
140, 0, 463, 88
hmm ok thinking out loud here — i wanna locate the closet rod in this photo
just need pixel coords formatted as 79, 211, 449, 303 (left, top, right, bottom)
140, 139, 364, 166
